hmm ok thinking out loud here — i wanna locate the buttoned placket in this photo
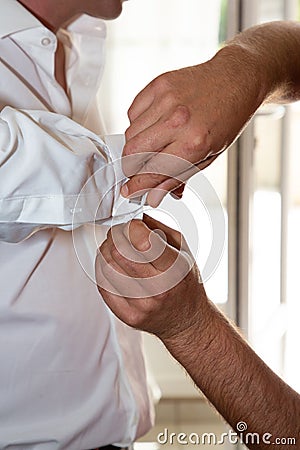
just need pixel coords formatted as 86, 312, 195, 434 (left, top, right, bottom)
11, 26, 72, 116
58, 17, 107, 125
5, 17, 107, 126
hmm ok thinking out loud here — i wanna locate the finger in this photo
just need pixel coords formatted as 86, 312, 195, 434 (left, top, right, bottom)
121, 143, 195, 197
125, 219, 169, 267
122, 151, 219, 202
97, 240, 157, 297
124, 139, 201, 182
106, 223, 159, 278
127, 70, 181, 127
143, 214, 185, 251
121, 172, 177, 201
141, 215, 194, 275
146, 179, 184, 208
125, 103, 162, 142
122, 136, 193, 187
127, 81, 156, 123
124, 103, 190, 158
121, 169, 167, 200
107, 222, 150, 264
96, 262, 123, 298
103, 220, 194, 297
148, 237, 179, 272
145, 152, 219, 206
112, 243, 158, 279
138, 162, 197, 207
150, 184, 185, 205
100, 239, 129, 275
170, 183, 185, 199
125, 87, 188, 142
99, 284, 163, 330
196, 153, 219, 170
127, 219, 181, 272
99, 223, 187, 298
96, 244, 129, 295
96, 275, 137, 324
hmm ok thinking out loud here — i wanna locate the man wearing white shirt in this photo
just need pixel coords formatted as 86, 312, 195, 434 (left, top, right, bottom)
0, 1, 154, 448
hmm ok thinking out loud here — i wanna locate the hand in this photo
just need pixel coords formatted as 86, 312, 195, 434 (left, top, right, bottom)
95, 214, 207, 340
121, 46, 265, 206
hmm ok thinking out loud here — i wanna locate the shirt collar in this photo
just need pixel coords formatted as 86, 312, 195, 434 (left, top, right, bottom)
66, 14, 107, 39
0, 0, 43, 39
0, 1, 107, 124
1, 2, 106, 40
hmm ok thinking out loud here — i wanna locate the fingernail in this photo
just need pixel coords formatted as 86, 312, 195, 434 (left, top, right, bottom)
121, 184, 129, 197
170, 192, 181, 200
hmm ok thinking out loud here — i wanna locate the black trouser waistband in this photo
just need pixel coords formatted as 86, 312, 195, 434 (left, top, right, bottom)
93, 446, 128, 450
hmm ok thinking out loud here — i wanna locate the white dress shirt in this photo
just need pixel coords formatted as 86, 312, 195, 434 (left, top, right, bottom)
0, 1, 154, 448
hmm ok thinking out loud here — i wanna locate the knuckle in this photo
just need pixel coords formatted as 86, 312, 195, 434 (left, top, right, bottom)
107, 226, 114, 241
143, 160, 165, 179
126, 177, 140, 194
139, 236, 151, 252
129, 218, 143, 231
109, 223, 123, 242
130, 174, 151, 190
100, 261, 113, 281
111, 244, 121, 261
173, 229, 183, 243
123, 136, 140, 157
161, 91, 177, 108
166, 105, 190, 129
124, 128, 132, 143
152, 74, 178, 106
98, 249, 110, 267
152, 73, 172, 92
129, 220, 150, 252
126, 310, 144, 329
182, 128, 212, 161
152, 291, 166, 302
103, 252, 114, 269
95, 254, 104, 277
127, 106, 135, 122
98, 241, 106, 256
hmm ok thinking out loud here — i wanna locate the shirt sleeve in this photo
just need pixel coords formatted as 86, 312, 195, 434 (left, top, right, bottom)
0, 107, 142, 243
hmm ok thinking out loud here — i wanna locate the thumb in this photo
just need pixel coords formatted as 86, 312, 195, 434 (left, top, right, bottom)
142, 214, 185, 251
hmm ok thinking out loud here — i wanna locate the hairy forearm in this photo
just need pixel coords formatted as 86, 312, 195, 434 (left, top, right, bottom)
162, 298, 300, 450
222, 21, 300, 103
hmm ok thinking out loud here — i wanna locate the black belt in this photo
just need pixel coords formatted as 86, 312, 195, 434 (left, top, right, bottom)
93, 447, 128, 450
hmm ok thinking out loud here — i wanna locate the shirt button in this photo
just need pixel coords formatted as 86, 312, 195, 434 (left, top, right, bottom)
41, 37, 51, 46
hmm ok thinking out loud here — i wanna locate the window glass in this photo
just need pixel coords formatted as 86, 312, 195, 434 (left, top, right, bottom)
100, 0, 228, 305
249, 0, 300, 391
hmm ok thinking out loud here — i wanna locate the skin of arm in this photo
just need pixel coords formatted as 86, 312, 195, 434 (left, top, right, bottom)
121, 21, 300, 206
95, 215, 300, 450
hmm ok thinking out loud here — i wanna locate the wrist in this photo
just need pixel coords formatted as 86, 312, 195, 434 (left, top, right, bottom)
220, 22, 300, 103
161, 294, 216, 356
211, 43, 271, 107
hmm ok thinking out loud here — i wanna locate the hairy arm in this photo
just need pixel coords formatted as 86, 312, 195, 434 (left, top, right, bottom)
163, 300, 300, 449
96, 216, 300, 450
224, 20, 300, 102
122, 21, 300, 205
